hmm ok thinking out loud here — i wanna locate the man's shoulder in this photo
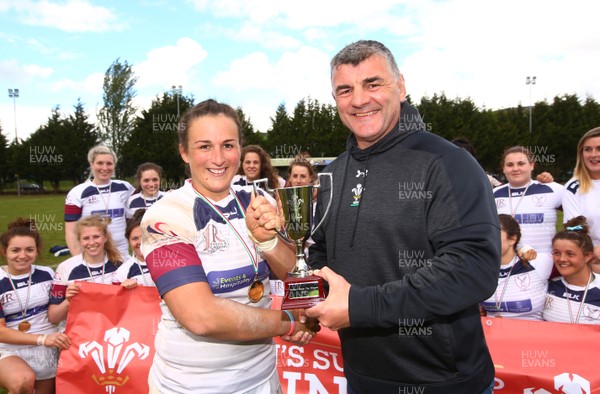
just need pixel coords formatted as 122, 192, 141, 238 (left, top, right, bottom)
401, 131, 460, 157
324, 151, 350, 171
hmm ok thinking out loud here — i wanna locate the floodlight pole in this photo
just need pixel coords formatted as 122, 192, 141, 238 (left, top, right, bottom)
525, 76, 536, 133
8, 88, 19, 142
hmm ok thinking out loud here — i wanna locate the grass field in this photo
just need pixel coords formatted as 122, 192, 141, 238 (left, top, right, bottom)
0, 193, 565, 270
0, 194, 68, 268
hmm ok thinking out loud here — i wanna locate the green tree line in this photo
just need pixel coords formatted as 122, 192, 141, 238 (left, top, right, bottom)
2, 92, 599, 191
1, 56, 599, 190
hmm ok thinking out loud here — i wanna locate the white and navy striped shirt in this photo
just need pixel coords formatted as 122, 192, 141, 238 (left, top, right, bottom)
0, 265, 58, 351
65, 179, 134, 258
494, 181, 563, 253
141, 180, 276, 393
543, 275, 600, 325
113, 255, 155, 287
125, 191, 165, 219
481, 253, 553, 320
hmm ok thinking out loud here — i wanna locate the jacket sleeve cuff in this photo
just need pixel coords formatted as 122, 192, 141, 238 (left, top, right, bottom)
348, 285, 378, 328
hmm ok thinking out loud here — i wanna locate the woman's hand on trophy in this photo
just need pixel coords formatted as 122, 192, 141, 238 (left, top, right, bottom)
247, 191, 282, 243
280, 308, 321, 345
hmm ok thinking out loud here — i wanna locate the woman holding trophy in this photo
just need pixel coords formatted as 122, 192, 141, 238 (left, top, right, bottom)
140, 99, 319, 393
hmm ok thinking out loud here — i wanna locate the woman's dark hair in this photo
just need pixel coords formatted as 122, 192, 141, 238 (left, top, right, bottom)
498, 214, 521, 254
0, 218, 42, 256
134, 163, 163, 193
238, 144, 279, 190
452, 137, 477, 158
177, 99, 241, 152
126, 209, 146, 240
553, 216, 594, 256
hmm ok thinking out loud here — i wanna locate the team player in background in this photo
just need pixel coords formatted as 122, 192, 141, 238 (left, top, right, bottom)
0, 218, 71, 394
494, 146, 564, 253
114, 210, 155, 288
64, 145, 134, 259
233, 144, 286, 190
141, 99, 319, 393
563, 127, 600, 262
125, 162, 166, 219
481, 215, 553, 320
48, 215, 120, 326
543, 216, 600, 324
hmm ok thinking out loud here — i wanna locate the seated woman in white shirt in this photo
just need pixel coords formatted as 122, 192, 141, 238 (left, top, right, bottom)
481, 214, 553, 320
113, 209, 155, 288
543, 216, 600, 325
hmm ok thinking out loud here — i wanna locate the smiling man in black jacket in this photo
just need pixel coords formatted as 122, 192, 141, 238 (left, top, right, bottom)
305, 40, 500, 394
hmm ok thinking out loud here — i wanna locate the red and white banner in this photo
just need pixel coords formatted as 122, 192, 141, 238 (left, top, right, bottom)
56, 282, 161, 393
56, 285, 600, 393
482, 317, 600, 393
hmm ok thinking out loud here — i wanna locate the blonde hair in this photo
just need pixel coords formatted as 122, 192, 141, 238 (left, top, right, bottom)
76, 215, 122, 264
87, 145, 118, 167
573, 127, 600, 194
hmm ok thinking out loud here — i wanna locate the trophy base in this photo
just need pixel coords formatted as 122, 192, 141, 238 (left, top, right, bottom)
281, 275, 326, 310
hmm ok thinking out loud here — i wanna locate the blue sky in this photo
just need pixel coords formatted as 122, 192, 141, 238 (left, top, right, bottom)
1, 0, 599, 143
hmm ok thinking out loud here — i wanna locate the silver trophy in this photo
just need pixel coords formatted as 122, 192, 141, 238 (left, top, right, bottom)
253, 173, 332, 309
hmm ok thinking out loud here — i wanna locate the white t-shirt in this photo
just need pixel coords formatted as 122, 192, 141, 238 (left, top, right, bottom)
49, 254, 118, 306
141, 180, 277, 394
481, 253, 553, 320
65, 179, 134, 258
0, 265, 57, 351
543, 274, 600, 325
563, 179, 600, 247
494, 181, 563, 253
125, 191, 166, 219
113, 255, 155, 287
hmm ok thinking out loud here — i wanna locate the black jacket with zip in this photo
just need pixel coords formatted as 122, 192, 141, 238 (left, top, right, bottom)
309, 101, 500, 393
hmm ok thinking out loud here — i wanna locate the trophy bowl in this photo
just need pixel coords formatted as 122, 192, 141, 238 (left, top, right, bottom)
253, 173, 332, 309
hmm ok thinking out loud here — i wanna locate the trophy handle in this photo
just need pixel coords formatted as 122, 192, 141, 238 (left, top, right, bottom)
310, 172, 333, 236
252, 178, 293, 243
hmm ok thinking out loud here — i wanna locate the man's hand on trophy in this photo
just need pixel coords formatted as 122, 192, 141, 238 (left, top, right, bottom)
246, 191, 282, 243
305, 267, 351, 331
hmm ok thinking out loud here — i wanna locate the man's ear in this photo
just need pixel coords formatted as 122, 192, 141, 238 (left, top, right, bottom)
398, 73, 406, 102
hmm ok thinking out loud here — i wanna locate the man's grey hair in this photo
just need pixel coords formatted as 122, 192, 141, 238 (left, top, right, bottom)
330, 40, 400, 80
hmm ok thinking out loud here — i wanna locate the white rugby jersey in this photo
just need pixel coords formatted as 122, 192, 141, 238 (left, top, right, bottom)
563, 179, 600, 247
113, 255, 155, 287
543, 275, 600, 325
0, 265, 58, 351
65, 179, 134, 258
141, 180, 276, 393
49, 254, 118, 305
125, 191, 165, 219
481, 253, 553, 320
494, 181, 563, 253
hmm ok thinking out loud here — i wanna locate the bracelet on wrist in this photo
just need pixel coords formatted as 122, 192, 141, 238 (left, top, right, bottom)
283, 310, 295, 336
37, 334, 47, 346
